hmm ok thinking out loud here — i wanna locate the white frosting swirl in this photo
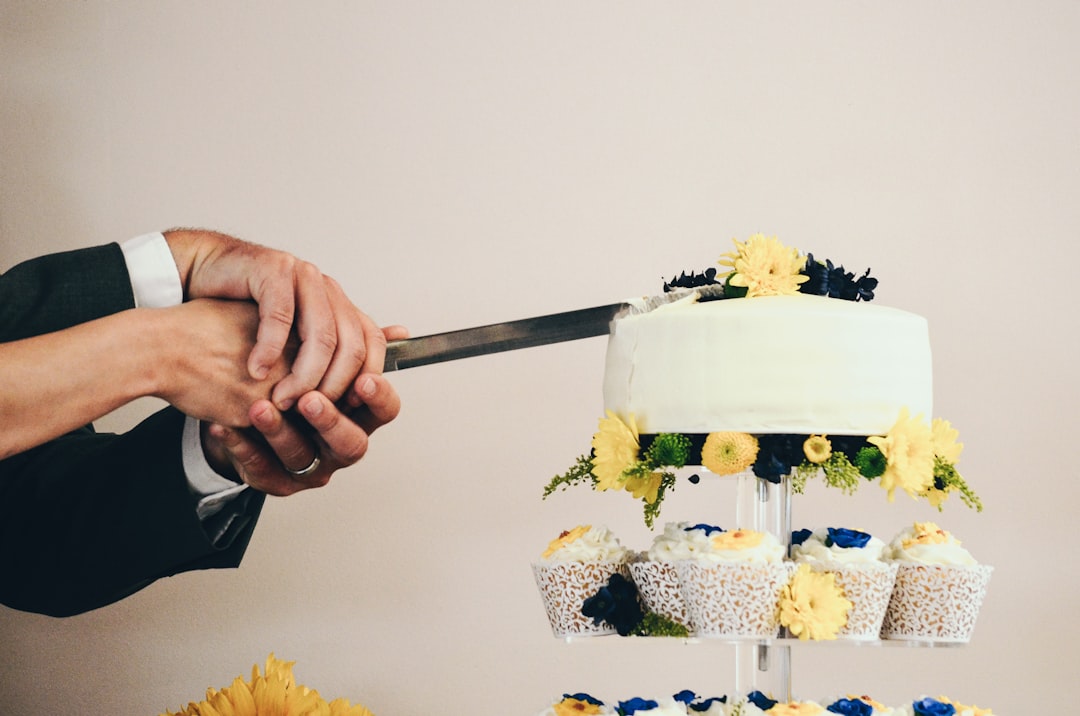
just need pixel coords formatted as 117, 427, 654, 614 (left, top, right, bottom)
790, 528, 886, 564
885, 522, 977, 566
539, 525, 628, 563
646, 522, 716, 562
684, 528, 785, 564
630, 698, 689, 715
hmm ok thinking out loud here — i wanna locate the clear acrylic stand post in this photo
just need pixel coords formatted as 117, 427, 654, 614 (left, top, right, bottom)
734, 473, 792, 701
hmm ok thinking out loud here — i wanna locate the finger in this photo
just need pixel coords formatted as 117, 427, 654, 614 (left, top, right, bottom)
345, 373, 402, 433
246, 254, 299, 382
249, 399, 322, 477
269, 261, 337, 409
297, 391, 370, 468
312, 276, 374, 402
208, 424, 304, 497
382, 324, 410, 342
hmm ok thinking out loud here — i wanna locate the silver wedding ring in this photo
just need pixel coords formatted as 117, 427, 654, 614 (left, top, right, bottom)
285, 451, 321, 477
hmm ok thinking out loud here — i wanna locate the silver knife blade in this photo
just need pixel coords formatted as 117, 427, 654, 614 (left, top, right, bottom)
383, 302, 626, 372
382, 286, 718, 372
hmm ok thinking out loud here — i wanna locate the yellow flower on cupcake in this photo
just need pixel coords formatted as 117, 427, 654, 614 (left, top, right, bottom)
719, 233, 809, 297
778, 563, 853, 641
553, 696, 606, 715
591, 411, 641, 491
542, 525, 592, 559
938, 697, 994, 715
712, 529, 765, 551
867, 408, 934, 502
702, 431, 759, 475
770, 703, 825, 716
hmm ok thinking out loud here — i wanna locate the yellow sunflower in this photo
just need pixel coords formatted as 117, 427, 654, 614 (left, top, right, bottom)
590, 411, 641, 491
701, 432, 759, 475
768, 702, 825, 716
866, 408, 934, 502
778, 564, 853, 641
719, 234, 809, 297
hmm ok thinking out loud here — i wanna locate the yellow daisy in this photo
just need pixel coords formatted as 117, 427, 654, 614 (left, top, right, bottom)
931, 417, 963, 464
778, 564, 853, 641
623, 472, 664, 504
719, 234, 808, 297
867, 408, 934, 502
701, 432, 759, 476
591, 411, 641, 491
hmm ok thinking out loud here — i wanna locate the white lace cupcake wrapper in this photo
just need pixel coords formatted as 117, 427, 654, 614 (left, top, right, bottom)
627, 560, 689, 628
675, 561, 798, 638
531, 560, 631, 637
880, 563, 994, 643
801, 561, 899, 640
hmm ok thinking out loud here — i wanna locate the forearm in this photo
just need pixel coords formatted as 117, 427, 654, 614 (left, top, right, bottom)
0, 309, 166, 459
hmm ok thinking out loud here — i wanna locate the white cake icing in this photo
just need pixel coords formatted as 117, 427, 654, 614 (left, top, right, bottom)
602, 294, 933, 436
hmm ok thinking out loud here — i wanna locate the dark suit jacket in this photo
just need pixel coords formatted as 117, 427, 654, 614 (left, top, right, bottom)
0, 243, 264, 617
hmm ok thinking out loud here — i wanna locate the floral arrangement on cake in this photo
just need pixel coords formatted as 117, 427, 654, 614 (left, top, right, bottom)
159, 654, 373, 716
543, 235, 981, 526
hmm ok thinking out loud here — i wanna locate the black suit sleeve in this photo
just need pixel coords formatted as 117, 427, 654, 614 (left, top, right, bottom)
0, 243, 264, 617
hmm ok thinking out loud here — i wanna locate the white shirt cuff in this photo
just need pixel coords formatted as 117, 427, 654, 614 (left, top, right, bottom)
120, 232, 183, 308
182, 417, 249, 520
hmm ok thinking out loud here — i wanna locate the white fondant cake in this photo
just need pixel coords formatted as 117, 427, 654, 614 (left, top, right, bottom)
602, 293, 932, 436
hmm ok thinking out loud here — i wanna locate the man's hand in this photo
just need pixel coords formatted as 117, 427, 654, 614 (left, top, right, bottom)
163, 229, 388, 410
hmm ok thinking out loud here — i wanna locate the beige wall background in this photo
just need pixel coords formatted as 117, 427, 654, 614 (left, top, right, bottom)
2, 2, 1077, 713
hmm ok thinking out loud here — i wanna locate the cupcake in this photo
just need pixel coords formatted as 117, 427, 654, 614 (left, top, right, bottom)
935, 697, 995, 715
627, 522, 711, 629
823, 696, 907, 715
902, 696, 989, 715
675, 690, 730, 715
537, 693, 614, 715
880, 522, 992, 643
790, 528, 898, 641
532, 525, 631, 637
614, 697, 690, 715
733, 692, 825, 715
673, 526, 794, 638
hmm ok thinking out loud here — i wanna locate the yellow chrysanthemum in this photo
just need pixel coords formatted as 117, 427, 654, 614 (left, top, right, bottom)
623, 472, 663, 504
711, 529, 764, 551
553, 697, 606, 715
866, 408, 934, 502
901, 521, 951, 550
769, 702, 825, 716
931, 417, 963, 464
803, 435, 832, 464
778, 564, 853, 641
939, 696, 994, 716
591, 411, 641, 491
701, 432, 759, 476
542, 525, 591, 559
718, 234, 809, 297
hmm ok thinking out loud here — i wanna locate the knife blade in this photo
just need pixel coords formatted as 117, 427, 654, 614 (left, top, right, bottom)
382, 286, 718, 372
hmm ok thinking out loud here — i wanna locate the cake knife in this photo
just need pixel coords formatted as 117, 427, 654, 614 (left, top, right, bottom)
382, 286, 720, 372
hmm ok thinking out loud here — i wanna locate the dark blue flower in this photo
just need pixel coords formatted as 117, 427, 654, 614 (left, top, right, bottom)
663, 268, 722, 294
673, 690, 697, 704
912, 698, 957, 716
791, 528, 813, 546
799, 253, 877, 302
690, 696, 728, 712
563, 693, 605, 706
618, 697, 659, 715
685, 523, 725, 536
753, 434, 805, 482
826, 527, 872, 549
748, 691, 778, 710
827, 698, 873, 716
581, 574, 644, 636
